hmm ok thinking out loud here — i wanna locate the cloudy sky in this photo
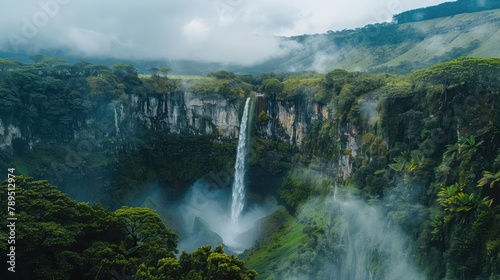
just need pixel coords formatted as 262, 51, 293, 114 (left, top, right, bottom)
1, 0, 450, 65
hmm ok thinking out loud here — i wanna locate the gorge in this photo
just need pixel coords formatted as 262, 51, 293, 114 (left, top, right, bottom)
2, 1, 500, 279
1, 56, 499, 280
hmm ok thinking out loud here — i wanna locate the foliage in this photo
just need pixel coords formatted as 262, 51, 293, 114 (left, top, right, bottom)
478, 170, 500, 189
179, 245, 258, 280
185, 77, 248, 98
249, 57, 500, 279
302, 119, 339, 160
1, 56, 500, 279
280, 76, 326, 101
262, 78, 284, 99
109, 132, 236, 205
278, 167, 333, 212
243, 207, 308, 279
257, 110, 270, 125
207, 70, 236, 80
393, 0, 500, 24
115, 206, 178, 261
0, 177, 257, 280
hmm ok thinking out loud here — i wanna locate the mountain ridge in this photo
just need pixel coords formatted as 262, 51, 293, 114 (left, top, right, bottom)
1, 6, 499, 75
258, 8, 500, 74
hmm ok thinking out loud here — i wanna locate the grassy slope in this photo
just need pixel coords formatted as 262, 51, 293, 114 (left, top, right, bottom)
381, 9, 500, 67
275, 9, 500, 73
243, 196, 332, 279
243, 207, 308, 280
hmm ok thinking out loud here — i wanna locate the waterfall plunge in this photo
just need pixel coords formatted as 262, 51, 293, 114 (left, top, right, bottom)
166, 96, 276, 254
231, 97, 251, 226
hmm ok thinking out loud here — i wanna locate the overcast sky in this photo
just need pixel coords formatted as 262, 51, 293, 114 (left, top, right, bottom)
1, 0, 451, 65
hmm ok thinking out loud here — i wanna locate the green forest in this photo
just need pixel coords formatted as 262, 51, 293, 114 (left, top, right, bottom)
0, 56, 499, 279
393, 0, 500, 24
0, 177, 257, 280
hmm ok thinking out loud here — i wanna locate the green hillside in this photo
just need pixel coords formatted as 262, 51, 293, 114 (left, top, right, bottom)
263, 9, 500, 74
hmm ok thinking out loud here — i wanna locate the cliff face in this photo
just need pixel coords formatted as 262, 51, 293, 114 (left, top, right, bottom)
0, 91, 244, 150
1, 89, 359, 181
128, 92, 334, 147
0, 119, 22, 149
1, 89, 338, 150
127, 91, 240, 138
258, 96, 330, 146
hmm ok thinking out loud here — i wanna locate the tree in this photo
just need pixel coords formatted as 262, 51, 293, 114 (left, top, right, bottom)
159, 67, 172, 77
114, 206, 178, 262
149, 67, 160, 77
262, 78, 284, 98
208, 70, 235, 79
40, 57, 67, 67
111, 63, 138, 76
0, 177, 122, 279
258, 110, 271, 125
437, 183, 493, 224
0, 177, 185, 279
457, 135, 484, 161
325, 68, 350, 93
178, 245, 258, 280
477, 170, 500, 189
0, 58, 18, 72
29, 54, 44, 63
415, 57, 500, 109
135, 263, 160, 280
71, 61, 92, 75
157, 257, 182, 280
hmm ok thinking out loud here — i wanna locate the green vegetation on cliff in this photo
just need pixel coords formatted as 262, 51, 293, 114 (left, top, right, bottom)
1, 56, 499, 279
0, 177, 257, 280
244, 57, 500, 279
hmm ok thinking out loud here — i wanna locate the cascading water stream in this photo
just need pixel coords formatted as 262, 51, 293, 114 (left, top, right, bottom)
231, 97, 251, 226
114, 106, 120, 135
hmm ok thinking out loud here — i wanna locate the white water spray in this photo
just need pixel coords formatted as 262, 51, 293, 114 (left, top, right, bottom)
231, 97, 251, 226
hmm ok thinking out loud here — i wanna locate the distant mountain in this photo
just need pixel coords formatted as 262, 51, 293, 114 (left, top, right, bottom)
1, 3, 499, 75
393, 0, 500, 24
256, 8, 500, 74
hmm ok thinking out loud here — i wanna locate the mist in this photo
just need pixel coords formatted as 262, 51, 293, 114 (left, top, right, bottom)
168, 180, 278, 253
276, 181, 426, 280
325, 192, 422, 279
360, 96, 380, 125
0, 0, 450, 65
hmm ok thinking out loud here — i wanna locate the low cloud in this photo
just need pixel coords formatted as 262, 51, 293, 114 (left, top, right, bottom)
1, 0, 449, 65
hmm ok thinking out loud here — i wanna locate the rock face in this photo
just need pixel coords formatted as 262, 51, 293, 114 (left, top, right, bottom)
128, 91, 240, 138
0, 91, 242, 150
255, 94, 361, 179
258, 96, 329, 146
0, 90, 356, 156
0, 119, 22, 149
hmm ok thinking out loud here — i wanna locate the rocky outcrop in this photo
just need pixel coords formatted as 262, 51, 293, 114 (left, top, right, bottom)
258, 96, 329, 146
0, 90, 343, 151
129, 91, 240, 138
0, 91, 243, 151
0, 119, 22, 149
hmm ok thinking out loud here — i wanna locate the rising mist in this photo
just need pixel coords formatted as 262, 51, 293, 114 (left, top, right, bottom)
170, 180, 278, 253
275, 182, 426, 280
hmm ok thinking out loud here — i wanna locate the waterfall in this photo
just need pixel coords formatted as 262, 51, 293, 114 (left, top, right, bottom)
333, 181, 338, 202
114, 106, 120, 135
231, 97, 251, 225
